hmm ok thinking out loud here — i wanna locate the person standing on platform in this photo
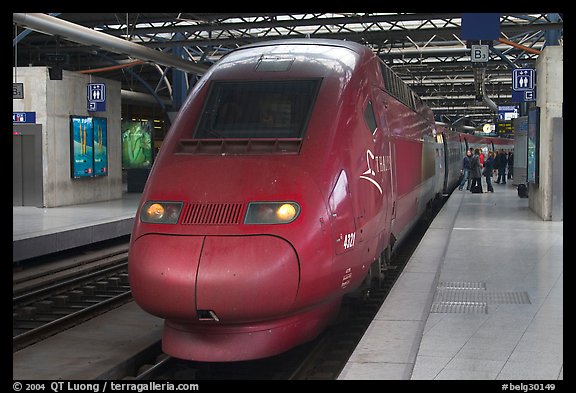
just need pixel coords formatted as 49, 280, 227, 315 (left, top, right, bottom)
495, 149, 507, 184
507, 151, 514, 180
493, 150, 500, 176
458, 148, 473, 191
469, 148, 483, 193
483, 151, 495, 193
478, 148, 485, 188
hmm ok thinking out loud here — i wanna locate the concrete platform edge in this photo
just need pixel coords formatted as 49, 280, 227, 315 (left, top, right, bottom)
338, 193, 464, 380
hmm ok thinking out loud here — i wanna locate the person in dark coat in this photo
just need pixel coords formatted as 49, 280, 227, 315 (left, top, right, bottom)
507, 151, 514, 180
483, 151, 495, 192
469, 148, 483, 193
458, 148, 473, 191
495, 149, 508, 184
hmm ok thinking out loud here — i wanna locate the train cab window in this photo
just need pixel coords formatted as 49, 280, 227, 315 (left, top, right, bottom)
194, 80, 320, 139
363, 101, 377, 135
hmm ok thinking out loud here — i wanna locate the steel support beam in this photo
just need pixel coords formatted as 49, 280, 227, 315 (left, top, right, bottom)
12, 13, 207, 75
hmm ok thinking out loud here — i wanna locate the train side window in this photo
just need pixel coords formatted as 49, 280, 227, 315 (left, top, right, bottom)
363, 101, 377, 135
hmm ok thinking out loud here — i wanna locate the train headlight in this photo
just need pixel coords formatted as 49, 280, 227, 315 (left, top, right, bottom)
244, 202, 300, 224
140, 201, 183, 224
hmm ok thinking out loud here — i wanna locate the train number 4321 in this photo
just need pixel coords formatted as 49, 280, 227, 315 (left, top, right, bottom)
343, 232, 356, 249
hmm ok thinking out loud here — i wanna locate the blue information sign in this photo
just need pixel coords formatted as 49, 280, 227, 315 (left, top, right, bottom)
512, 68, 536, 103
88, 83, 106, 102
513, 69, 535, 90
13, 111, 36, 123
498, 105, 519, 121
88, 101, 106, 112
87, 83, 106, 112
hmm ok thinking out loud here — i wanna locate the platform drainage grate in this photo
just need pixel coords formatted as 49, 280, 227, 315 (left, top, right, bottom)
437, 281, 486, 290
431, 281, 530, 314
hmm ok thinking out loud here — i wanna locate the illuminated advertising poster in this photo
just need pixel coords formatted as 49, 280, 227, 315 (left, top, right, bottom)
121, 120, 152, 169
527, 107, 540, 184
70, 116, 94, 178
93, 117, 108, 176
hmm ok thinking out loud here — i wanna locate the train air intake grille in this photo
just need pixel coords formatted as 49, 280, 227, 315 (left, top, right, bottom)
181, 203, 244, 225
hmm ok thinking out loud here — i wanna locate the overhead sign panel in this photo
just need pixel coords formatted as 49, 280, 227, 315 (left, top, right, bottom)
87, 83, 106, 112
461, 13, 500, 40
512, 68, 536, 102
471, 44, 489, 62
498, 105, 519, 121
513, 68, 535, 90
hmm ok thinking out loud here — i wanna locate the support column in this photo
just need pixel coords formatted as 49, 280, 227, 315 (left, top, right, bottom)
530, 46, 563, 220
171, 33, 188, 112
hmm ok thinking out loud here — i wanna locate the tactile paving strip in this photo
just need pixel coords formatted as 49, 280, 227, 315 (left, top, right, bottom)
431, 281, 530, 314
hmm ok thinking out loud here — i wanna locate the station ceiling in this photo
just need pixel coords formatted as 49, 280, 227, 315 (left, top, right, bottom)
13, 13, 563, 128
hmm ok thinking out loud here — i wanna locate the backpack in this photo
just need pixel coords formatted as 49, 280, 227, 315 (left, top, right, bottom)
517, 184, 528, 198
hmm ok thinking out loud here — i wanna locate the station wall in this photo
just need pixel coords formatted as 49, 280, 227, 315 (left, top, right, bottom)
13, 67, 123, 207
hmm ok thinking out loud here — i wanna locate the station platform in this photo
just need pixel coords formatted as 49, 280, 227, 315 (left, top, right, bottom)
13, 192, 142, 262
338, 181, 563, 380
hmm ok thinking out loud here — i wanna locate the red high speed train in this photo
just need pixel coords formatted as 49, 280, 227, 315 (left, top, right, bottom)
128, 39, 513, 362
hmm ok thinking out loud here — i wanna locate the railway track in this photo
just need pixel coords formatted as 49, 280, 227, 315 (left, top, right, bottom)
13, 238, 132, 351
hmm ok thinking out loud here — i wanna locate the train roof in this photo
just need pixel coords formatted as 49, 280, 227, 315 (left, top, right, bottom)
227, 38, 372, 57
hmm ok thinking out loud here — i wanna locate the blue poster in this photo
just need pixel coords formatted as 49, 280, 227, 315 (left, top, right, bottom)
93, 117, 108, 176
527, 107, 539, 184
70, 116, 94, 178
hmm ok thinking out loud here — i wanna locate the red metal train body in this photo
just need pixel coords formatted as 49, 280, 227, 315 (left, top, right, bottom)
128, 39, 513, 362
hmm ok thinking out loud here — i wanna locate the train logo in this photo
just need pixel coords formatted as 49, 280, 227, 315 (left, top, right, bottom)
359, 149, 387, 194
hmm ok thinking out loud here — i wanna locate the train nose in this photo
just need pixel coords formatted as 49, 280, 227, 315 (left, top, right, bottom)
129, 234, 300, 322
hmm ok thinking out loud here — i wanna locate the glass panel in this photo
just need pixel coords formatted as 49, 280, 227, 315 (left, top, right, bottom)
195, 80, 320, 139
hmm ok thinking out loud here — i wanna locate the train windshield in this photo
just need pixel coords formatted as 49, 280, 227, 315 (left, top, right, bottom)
194, 80, 320, 139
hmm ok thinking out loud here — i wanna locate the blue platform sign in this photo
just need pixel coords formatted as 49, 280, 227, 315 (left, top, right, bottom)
512, 68, 536, 103
87, 83, 106, 112
13, 111, 36, 123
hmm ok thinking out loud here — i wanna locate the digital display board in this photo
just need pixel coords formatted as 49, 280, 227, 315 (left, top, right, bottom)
121, 120, 153, 169
496, 120, 514, 138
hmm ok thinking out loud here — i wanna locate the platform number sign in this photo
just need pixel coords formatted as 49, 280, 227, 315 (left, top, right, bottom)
471, 44, 489, 62
87, 83, 106, 112
13, 83, 24, 99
